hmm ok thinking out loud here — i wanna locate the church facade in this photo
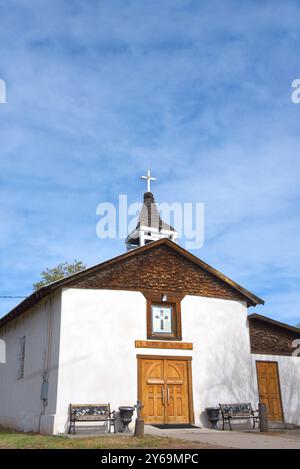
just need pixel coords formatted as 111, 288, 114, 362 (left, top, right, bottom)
0, 189, 300, 434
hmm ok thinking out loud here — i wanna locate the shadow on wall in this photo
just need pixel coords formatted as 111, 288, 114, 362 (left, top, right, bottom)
278, 358, 300, 426
198, 324, 254, 427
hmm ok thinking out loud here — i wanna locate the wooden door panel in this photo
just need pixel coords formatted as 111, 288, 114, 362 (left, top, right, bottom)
140, 359, 165, 424
256, 362, 283, 422
167, 385, 188, 422
271, 398, 280, 417
165, 360, 189, 423
147, 385, 164, 420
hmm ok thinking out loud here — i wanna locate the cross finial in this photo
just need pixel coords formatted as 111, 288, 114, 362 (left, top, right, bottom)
141, 169, 156, 192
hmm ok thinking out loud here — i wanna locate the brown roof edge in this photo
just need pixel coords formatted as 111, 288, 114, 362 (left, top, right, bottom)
0, 238, 264, 329
248, 313, 300, 334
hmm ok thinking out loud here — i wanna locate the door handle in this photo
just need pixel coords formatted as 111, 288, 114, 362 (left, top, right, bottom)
167, 387, 170, 405
162, 387, 165, 406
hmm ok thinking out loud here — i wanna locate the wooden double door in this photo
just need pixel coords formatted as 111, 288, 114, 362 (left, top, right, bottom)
138, 356, 193, 424
256, 361, 283, 422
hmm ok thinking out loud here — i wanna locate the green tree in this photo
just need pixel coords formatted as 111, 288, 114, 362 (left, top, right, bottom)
33, 260, 87, 291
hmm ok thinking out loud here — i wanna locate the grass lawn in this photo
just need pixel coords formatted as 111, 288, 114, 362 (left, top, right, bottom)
0, 427, 216, 449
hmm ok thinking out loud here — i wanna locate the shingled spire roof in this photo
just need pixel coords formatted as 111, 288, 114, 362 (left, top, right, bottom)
138, 191, 175, 232
125, 191, 177, 249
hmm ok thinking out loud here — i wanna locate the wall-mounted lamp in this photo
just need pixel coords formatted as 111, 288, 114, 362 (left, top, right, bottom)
161, 294, 168, 302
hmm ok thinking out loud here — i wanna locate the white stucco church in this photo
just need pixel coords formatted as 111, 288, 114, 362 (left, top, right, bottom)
0, 173, 300, 434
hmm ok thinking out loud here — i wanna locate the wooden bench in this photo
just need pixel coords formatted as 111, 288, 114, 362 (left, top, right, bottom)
68, 403, 116, 434
219, 403, 259, 431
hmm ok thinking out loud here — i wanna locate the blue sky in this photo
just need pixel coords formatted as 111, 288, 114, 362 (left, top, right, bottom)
0, 0, 299, 325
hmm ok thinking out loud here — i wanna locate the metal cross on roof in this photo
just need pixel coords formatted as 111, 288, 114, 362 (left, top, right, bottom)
141, 169, 156, 193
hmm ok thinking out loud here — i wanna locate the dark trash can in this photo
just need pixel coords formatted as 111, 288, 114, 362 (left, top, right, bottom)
118, 406, 135, 433
205, 407, 220, 429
